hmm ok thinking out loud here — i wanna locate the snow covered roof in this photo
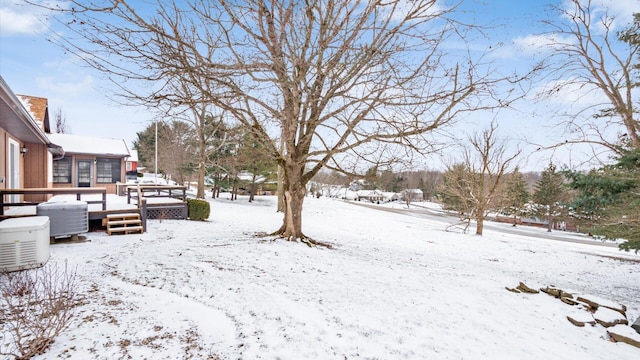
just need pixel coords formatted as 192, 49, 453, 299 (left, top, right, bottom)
356, 189, 384, 197
237, 171, 266, 183
128, 149, 139, 162
47, 133, 130, 157
16, 94, 48, 132
402, 188, 424, 195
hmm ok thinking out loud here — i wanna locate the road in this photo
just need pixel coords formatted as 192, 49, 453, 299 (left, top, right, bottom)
345, 200, 620, 248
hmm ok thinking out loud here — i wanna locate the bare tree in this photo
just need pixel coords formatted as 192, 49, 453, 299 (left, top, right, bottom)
52, 108, 70, 134
538, 0, 639, 155
133, 120, 196, 185
441, 122, 521, 235
35, 0, 522, 243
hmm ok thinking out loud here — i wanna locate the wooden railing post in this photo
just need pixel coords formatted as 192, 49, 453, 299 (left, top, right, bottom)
140, 198, 147, 231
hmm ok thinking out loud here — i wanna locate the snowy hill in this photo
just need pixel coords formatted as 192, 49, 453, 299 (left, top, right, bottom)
33, 195, 640, 359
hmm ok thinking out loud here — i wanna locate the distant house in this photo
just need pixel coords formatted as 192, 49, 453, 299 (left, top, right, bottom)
326, 186, 358, 200
47, 133, 130, 194
0, 76, 64, 202
381, 192, 400, 203
401, 189, 424, 202
126, 149, 139, 181
356, 189, 384, 203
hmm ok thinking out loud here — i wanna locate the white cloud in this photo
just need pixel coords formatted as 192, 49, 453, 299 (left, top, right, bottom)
0, 1, 69, 37
0, 4, 46, 36
35, 75, 94, 98
535, 78, 603, 108
512, 34, 575, 55
564, 0, 637, 32
581, 0, 637, 24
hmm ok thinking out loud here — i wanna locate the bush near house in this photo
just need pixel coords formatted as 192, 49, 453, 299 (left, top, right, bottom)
186, 198, 210, 221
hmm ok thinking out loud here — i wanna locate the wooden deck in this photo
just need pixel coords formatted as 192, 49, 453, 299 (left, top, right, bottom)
0, 187, 107, 215
0, 186, 189, 233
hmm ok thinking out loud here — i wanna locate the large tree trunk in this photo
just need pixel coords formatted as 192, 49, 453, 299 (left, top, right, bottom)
197, 158, 206, 199
195, 134, 207, 199
475, 215, 484, 235
276, 164, 285, 212
273, 164, 306, 241
249, 174, 256, 202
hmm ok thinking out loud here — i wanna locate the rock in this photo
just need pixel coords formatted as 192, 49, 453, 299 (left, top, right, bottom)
541, 286, 562, 298
608, 325, 640, 348
567, 313, 596, 327
505, 287, 520, 293
593, 307, 628, 328
561, 297, 579, 306
576, 296, 600, 312
516, 282, 539, 294
541, 286, 575, 300
576, 295, 626, 315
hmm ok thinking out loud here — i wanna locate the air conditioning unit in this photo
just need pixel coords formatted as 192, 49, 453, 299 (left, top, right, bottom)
0, 216, 50, 272
37, 201, 88, 238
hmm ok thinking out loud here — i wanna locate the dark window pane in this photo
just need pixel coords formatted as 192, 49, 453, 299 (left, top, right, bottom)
53, 157, 71, 183
96, 158, 121, 183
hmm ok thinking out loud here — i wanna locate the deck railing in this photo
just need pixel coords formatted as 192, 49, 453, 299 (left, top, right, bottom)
0, 187, 107, 216
126, 185, 187, 205
125, 185, 189, 229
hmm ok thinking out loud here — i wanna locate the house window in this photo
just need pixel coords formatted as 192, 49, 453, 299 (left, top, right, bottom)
96, 158, 122, 183
53, 157, 72, 183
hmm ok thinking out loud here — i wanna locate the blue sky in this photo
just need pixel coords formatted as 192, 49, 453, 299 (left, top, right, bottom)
0, 0, 637, 170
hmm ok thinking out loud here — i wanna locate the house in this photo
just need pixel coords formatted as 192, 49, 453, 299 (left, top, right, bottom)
381, 192, 400, 203
47, 133, 131, 194
126, 149, 139, 181
0, 76, 64, 202
356, 189, 384, 203
401, 189, 424, 202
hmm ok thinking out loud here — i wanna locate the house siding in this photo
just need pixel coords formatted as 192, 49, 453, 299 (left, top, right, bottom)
0, 128, 6, 190
52, 154, 125, 195
23, 142, 48, 202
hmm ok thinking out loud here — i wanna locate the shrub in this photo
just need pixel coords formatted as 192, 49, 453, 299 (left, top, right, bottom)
0, 262, 78, 359
187, 198, 210, 221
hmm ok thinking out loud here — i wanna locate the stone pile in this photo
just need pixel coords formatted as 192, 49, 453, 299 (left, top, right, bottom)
506, 282, 640, 349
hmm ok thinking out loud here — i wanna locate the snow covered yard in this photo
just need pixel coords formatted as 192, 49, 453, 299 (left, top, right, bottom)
34, 195, 640, 359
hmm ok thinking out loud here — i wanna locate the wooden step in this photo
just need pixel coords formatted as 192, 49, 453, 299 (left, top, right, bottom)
107, 219, 142, 226
106, 213, 140, 219
106, 211, 143, 235
107, 225, 144, 235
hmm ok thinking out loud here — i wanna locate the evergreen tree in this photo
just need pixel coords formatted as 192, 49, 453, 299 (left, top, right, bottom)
363, 166, 380, 190
566, 150, 640, 253
502, 167, 530, 226
438, 163, 473, 214
532, 163, 567, 232
235, 129, 277, 202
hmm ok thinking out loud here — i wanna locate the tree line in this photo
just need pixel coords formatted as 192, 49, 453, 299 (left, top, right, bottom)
133, 119, 277, 202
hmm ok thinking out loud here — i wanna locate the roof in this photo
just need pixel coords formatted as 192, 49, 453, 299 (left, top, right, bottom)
16, 94, 49, 132
356, 190, 384, 197
0, 77, 49, 144
127, 149, 139, 162
0, 76, 63, 158
403, 189, 424, 195
48, 133, 130, 157
237, 171, 266, 183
